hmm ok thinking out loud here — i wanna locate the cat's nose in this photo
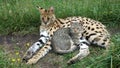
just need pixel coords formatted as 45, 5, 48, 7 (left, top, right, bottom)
74, 29, 77, 32
44, 22, 47, 24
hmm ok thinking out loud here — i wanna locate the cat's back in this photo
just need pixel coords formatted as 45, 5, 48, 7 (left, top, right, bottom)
51, 28, 72, 50
53, 28, 70, 36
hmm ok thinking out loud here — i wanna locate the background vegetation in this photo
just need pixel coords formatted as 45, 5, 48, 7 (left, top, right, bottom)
0, 0, 119, 35
0, 0, 120, 68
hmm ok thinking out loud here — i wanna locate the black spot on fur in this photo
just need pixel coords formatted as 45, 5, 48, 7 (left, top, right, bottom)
101, 27, 103, 29
37, 43, 40, 45
95, 31, 98, 33
82, 41, 90, 46
83, 31, 87, 33
86, 22, 89, 24
98, 23, 100, 24
86, 19, 88, 21
39, 40, 44, 44
91, 28, 94, 31
63, 25, 65, 27
103, 39, 107, 41
79, 20, 82, 22
99, 31, 102, 33
83, 19, 85, 21
50, 28, 52, 31
101, 43, 105, 45
85, 26, 87, 28
82, 22, 84, 24
86, 32, 89, 35
82, 33, 84, 36
99, 35, 103, 37
102, 30, 105, 32
66, 21, 71, 24
55, 20, 58, 24
94, 22, 97, 23
67, 24, 70, 27
44, 46, 48, 49
96, 27, 99, 29
57, 19, 64, 24
50, 35, 53, 37
54, 27, 56, 29
86, 33, 96, 40
46, 44, 49, 46
88, 27, 90, 30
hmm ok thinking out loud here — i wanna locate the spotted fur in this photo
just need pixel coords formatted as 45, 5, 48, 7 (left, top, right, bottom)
24, 6, 110, 64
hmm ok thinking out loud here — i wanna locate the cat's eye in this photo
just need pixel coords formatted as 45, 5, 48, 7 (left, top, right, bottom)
42, 17, 44, 20
47, 17, 50, 20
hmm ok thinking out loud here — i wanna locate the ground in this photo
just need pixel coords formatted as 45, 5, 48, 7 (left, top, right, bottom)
0, 27, 120, 68
0, 34, 66, 68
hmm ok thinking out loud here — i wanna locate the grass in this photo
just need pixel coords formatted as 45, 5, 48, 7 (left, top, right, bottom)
0, 0, 120, 35
0, 46, 28, 68
0, 34, 120, 68
0, 0, 120, 68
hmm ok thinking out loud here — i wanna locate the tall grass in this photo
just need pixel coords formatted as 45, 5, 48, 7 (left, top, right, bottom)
0, 0, 120, 35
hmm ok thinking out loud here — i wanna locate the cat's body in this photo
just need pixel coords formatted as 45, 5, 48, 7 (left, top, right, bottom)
51, 22, 83, 54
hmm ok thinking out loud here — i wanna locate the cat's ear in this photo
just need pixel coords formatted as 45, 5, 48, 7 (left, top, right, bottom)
49, 6, 54, 14
36, 6, 45, 14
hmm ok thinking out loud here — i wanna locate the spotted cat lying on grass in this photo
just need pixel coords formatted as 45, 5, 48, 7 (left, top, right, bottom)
22, 6, 110, 64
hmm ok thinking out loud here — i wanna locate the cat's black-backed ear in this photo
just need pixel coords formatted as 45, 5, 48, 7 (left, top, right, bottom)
36, 6, 43, 10
36, 6, 45, 14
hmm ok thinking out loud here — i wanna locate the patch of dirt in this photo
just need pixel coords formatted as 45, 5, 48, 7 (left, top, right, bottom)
0, 34, 39, 59
0, 34, 65, 68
